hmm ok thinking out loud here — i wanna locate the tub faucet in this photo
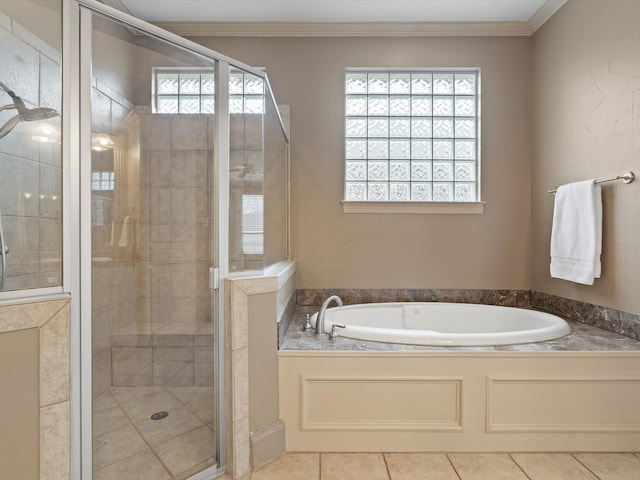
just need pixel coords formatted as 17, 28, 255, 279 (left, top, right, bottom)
315, 295, 343, 336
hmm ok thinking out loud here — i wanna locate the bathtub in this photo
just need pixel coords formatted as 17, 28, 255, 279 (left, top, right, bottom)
310, 302, 571, 346
283, 303, 640, 453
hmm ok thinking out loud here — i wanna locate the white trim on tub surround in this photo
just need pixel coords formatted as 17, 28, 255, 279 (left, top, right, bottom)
229, 260, 297, 292
153, 1, 568, 37
279, 350, 640, 452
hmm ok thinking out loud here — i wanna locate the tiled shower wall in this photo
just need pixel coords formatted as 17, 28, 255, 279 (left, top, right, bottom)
113, 110, 215, 388
90, 81, 138, 397
0, 12, 62, 290
92, 105, 216, 392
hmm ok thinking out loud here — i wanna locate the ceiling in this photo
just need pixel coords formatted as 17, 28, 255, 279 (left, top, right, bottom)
115, 0, 560, 24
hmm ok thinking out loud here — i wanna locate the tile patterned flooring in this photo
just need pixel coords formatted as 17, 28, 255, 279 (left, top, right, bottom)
93, 387, 640, 480
218, 452, 640, 480
93, 386, 216, 480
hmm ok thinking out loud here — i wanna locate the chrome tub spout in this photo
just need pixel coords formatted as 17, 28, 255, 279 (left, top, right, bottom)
315, 295, 343, 335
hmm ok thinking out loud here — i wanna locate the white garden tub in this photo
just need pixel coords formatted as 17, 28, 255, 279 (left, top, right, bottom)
310, 302, 571, 346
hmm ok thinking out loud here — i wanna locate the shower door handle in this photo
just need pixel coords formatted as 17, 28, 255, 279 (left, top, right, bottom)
0, 207, 8, 290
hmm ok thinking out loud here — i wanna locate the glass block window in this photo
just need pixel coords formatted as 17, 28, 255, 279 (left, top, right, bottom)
229, 71, 265, 114
344, 70, 479, 202
91, 171, 114, 227
91, 171, 114, 191
154, 69, 264, 114
242, 194, 264, 255
155, 70, 215, 114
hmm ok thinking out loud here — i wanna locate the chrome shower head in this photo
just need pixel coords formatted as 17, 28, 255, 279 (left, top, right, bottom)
0, 82, 60, 139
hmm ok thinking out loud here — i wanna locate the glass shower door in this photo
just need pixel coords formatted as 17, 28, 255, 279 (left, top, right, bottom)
0, 0, 62, 293
83, 8, 220, 480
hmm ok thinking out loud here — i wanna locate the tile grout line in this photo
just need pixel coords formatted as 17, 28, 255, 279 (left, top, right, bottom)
571, 453, 604, 480
382, 453, 392, 480
108, 387, 177, 479
91, 390, 166, 476
507, 453, 533, 480
93, 449, 155, 477
445, 454, 463, 480
165, 384, 218, 426
152, 418, 217, 479
110, 386, 216, 479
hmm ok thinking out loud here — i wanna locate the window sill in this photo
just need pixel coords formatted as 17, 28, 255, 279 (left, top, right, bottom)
341, 201, 486, 214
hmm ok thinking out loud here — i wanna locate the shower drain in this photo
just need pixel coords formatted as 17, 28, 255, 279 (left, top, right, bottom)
150, 411, 169, 421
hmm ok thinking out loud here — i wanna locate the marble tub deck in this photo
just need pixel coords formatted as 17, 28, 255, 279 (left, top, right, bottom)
281, 306, 640, 352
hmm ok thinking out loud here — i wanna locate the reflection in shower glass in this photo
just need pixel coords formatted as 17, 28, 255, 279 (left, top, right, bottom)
242, 194, 264, 255
87, 11, 219, 479
229, 69, 289, 273
0, 0, 62, 291
263, 88, 289, 267
229, 71, 265, 272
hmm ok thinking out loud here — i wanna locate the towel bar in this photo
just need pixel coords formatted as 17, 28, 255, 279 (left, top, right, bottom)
548, 171, 635, 194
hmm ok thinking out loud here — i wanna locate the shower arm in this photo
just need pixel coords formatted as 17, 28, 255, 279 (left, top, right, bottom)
0, 207, 8, 290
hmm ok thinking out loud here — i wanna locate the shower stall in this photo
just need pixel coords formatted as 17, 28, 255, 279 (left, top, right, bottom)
81, 4, 289, 479
0, 0, 289, 479
86, 11, 224, 478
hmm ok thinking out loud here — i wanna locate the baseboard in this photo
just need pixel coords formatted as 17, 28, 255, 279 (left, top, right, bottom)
250, 419, 286, 471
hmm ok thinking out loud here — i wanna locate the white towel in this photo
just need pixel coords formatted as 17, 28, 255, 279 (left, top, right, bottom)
550, 180, 602, 285
118, 215, 131, 247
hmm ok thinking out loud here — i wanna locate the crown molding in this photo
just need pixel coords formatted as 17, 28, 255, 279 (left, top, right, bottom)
529, 0, 568, 33
154, 20, 533, 37
141, 0, 567, 38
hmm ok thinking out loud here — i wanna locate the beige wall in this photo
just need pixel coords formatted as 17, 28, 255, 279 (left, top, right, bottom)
531, 0, 640, 314
0, 328, 39, 479
248, 292, 278, 433
190, 35, 532, 289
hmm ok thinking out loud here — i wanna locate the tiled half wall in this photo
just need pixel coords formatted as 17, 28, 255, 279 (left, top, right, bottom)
0, 297, 70, 480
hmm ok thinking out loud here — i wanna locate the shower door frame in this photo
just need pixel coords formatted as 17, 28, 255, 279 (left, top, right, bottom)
72, 0, 263, 477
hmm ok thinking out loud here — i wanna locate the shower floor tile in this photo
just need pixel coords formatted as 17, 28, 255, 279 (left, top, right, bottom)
154, 425, 216, 479
93, 386, 217, 480
92, 393, 148, 471
111, 386, 181, 418
93, 449, 172, 480
166, 386, 215, 424
130, 405, 204, 447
